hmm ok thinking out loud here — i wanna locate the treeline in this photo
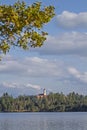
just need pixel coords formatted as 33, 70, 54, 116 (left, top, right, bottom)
0, 92, 87, 112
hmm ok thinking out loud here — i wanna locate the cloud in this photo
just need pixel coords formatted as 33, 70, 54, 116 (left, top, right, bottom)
26, 83, 41, 90
68, 67, 87, 84
56, 11, 87, 29
0, 55, 65, 77
0, 55, 24, 74
0, 55, 87, 95
33, 32, 87, 56
2, 82, 20, 88
0, 82, 42, 96
1, 82, 41, 90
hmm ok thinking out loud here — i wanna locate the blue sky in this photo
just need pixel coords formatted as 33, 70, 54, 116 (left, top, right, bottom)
0, 0, 87, 96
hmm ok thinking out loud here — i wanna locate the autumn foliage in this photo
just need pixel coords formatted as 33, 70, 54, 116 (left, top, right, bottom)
0, 1, 55, 54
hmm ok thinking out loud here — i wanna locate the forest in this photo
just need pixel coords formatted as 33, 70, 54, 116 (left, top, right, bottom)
0, 92, 87, 112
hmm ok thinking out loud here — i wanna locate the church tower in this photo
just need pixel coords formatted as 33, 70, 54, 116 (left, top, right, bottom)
43, 88, 46, 96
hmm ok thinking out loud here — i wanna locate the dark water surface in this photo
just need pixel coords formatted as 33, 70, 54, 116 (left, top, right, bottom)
0, 112, 87, 130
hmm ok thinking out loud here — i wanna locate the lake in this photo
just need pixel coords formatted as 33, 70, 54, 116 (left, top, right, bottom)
0, 112, 87, 130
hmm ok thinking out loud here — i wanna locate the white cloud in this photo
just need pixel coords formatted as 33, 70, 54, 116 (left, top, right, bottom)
0, 55, 87, 95
68, 67, 87, 84
0, 55, 65, 77
0, 82, 42, 96
26, 83, 41, 90
1, 82, 41, 90
2, 82, 20, 88
33, 32, 87, 56
68, 67, 79, 76
56, 11, 87, 29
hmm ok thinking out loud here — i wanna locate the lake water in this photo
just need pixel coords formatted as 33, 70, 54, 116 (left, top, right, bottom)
0, 112, 87, 130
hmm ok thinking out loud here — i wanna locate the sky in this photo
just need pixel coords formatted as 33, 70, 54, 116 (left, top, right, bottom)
0, 0, 87, 97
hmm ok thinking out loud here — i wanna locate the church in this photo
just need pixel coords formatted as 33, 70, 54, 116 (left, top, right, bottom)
37, 88, 47, 98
